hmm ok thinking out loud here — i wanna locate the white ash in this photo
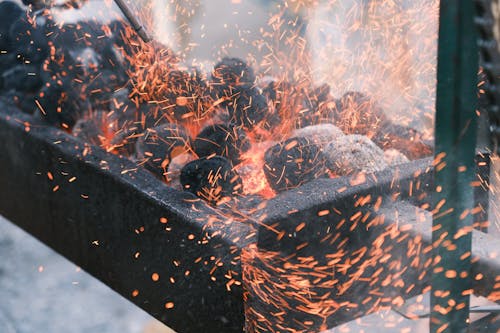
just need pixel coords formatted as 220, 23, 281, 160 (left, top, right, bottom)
383, 149, 410, 166
324, 134, 388, 175
166, 153, 196, 190
291, 123, 345, 146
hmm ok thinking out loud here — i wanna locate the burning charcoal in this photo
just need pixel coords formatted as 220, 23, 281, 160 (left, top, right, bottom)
383, 149, 410, 166
72, 111, 114, 147
331, 91, 388, 137
372, 123, 433, 160
9, 13, 51, 65
226, 89, 270, 129
0, 1, 24, 52
193, 124, 250, 166
1, 64, 43, 93
180, 156, 243, 205
324, 134, 388, 176
291, 124, 344, 146
136, 124, 192, 179
36, 77, 90, 128
263, 137, 328, 193
210, 57, 255, 103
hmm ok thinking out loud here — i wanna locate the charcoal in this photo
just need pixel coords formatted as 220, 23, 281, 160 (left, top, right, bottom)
180, 156, 243, 205
193, 124, 250, 165
262, 81, 296, 115
313, 84, 331, 103
291, 123, 344, 146
225, 89, 270, 129
109, 91, 160, 130
372, 123, 433, 160
324, 134, 388, 176
72, 111, 113, 147
80, 69, 128, 110
9, 14, 50, 65
163, 69, 209, 122
210, 57, 255, 103
1, 64, 43, 93
0, 90, 37, 114
331, 91, 388, 136
36, 77, 90, 128
211, 57, 255, 88
263, 137, 328, 193
0, 1, 24, 52
136, 124, 192, 179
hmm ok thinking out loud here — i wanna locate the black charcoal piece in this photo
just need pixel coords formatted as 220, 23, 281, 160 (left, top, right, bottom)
332, 91, 388, 136
1, 64, 43, 93
163, 69, 209, 121
80, 69, 128, 110
193, 124, 250, 165
136, 124, 192, 179
226, 90, 269, 129
210, 58, 255, 103
0, 1, 24, 51
109, 93, 161, 130
36, 77, 90, 128
9, 14, 50, 65
211, 57, 255, 88
180, 156, 243, 205
263, 137, 328, 193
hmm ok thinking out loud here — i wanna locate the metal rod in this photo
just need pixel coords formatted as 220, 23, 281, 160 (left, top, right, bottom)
430, 1, 479, 332
113, 0, 151, 43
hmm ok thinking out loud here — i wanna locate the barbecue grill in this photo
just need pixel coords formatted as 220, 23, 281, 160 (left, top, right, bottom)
1, 0, 499, 332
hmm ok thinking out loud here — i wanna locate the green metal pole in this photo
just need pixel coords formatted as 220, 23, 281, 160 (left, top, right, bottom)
431, 1, 479, 332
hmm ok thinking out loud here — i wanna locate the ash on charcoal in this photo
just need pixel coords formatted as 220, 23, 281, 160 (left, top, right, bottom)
136, 124, 192, 179
263, 137, 328, 193
193, 124, 250, 165
180, 156, 243, 205
324, 134, 388, 176
331, 91, 388, 137
383, 149, 410, 166
291, 123, 344, 146
373, 123, 433, 160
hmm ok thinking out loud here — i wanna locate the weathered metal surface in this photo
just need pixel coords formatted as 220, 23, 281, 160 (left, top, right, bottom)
431, 1, 479, 332
0, 102, 255, 333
